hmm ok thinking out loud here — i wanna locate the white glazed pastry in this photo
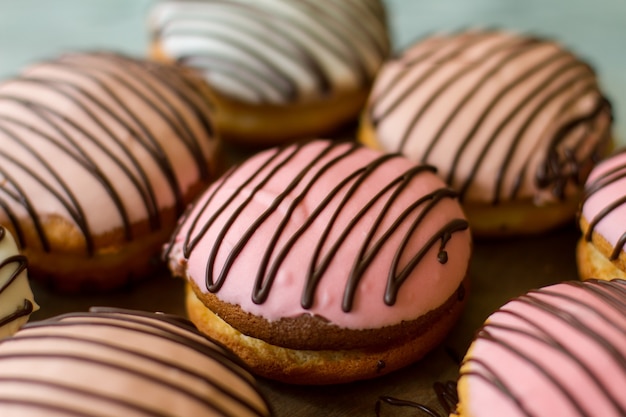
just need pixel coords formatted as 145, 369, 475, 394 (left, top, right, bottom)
148, 0, 391, 146
0, 307, 272, 417
0, 52, 220, 292
360, 29, 612, 236
0, 226, 38, 339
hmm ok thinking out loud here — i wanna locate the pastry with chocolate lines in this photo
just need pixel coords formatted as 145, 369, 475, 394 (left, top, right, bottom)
359, 29, 612, 237
164, 139, 472, 384
148, 0, 391, 147
0, 307, 272, 417
0, 226, 38, 339
0, 52, 220, 292
452, 279, 626, 417
577, 148, 626, 280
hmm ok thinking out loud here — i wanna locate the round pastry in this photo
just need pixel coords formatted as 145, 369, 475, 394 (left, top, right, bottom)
359, 29, 613, 237
577, 148, 626, 280
453, 279, 626, 417
164, 139, 472, 384
0, 307, 272, 417
148, 0, 391, 147
0, 226, 38, 339
0, 51, 220, 292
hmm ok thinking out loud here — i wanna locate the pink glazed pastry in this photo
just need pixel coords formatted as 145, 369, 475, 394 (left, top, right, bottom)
0, 308, 272, 417
359, 29, 612, 237
578, 148, 626, 280
453, 279, 626, 417
164, 139, 472, 384
0, 52, 220, 292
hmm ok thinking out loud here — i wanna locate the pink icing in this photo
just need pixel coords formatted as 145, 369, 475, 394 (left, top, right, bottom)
166, 139, 471, 329
581, 150, 626, 251
459, 279, 626, 417
366, 29, 611, 205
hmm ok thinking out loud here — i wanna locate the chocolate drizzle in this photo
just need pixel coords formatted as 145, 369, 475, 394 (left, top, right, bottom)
150, 0, 390, 103
0, 52, 216, 256
0, 227, 34, 329
1, 308, 271, 416
375, 381, 458, 417
167, 140, 468, 312
581, 148, 626, 260
369, 30, 612, 203
457, 279, 626, 417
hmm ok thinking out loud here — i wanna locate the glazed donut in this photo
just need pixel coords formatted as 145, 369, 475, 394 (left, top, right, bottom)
0, 52, 220, 292
0, 307, 272, 417
359, 29, 612, 237
0, 226, 38, 339
577, 148, 626, 280
164, 139, 472, 384
148, 0, 391, 147
453, 279, 626, 417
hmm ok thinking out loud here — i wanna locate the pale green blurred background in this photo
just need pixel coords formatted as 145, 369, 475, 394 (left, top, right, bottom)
1, 0, 624, 143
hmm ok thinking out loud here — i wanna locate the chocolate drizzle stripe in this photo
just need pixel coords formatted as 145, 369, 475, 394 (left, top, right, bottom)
0, 53, 215, 255
0, 226, 34, 329
174, 140, 468, 312
459, 280, 626, 417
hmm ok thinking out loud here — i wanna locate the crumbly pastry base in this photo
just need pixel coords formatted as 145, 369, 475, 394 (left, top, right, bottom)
151, 43, 369, 147
576, 216, 626, 281
185, 280, 468, 385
